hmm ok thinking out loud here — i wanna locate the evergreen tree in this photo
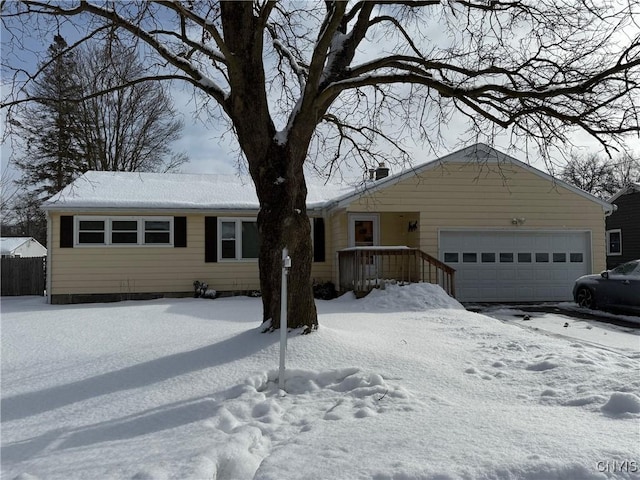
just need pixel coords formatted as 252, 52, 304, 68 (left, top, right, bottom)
14, 35, 84, 197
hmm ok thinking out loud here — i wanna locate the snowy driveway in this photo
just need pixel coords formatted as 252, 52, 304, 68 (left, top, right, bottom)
470, 303, 640, 353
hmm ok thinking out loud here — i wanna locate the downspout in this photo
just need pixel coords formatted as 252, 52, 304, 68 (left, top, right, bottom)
600, 203, 617, 273
604, 204, 617, 216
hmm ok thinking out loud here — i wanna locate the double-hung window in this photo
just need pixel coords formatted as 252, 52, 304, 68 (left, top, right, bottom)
75, 216, 173, 246
77, 218, 106, 244
111, 220, 138, 244
218, 218, 259, 261
606, 229, 622, 256
144, 220, 171, 244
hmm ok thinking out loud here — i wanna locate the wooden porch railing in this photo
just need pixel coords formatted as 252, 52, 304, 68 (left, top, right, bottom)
337, 247, 456, 298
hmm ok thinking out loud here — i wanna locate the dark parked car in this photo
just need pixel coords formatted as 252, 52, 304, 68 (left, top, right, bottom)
573, 259, 640, 314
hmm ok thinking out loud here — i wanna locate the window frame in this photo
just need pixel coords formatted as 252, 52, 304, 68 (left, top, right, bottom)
110, 218, 140, 245
76, 217, 106, 245
74, 216, 174, 247
217, 217, 259, 262
606, 229, 622, 256
143, 218, 173, 245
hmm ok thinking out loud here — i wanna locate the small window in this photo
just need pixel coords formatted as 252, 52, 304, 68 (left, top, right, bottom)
481, 252, 495, 263
444, 252, 459, 263
78, 220, 105, 244
536, 253, 549, 263
606, 229, 622, 256
221, 221, 237, 259
111, 220, 138, 244
499, 253, 514, 263
553, 253, 566, 263
241, 221, 259, 259
463, 253, 477, 263
570, 253, 583, 263
518, 253, 532, 263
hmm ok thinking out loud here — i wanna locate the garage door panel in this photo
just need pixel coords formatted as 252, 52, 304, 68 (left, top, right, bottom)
534, 269, 554, 281
497, 270, 517, 281
516, 268, 534, 280
440, 231, 591, 302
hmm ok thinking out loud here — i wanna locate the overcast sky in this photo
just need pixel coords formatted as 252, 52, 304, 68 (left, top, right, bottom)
3, 69, 638, 189
2, 3, 638, 190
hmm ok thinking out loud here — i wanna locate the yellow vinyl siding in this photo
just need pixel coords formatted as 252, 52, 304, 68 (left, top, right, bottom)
50, 212, 334, 296
48, 160, 608, 299
379, 212, 420, 247
345, 162, 607, 273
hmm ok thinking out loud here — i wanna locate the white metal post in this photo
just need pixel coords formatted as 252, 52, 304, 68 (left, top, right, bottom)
279, 247, 291, 390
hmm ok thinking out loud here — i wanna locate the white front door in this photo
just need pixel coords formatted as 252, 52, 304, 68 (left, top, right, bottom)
348, 213, 380, 248
348, 214, 380, 277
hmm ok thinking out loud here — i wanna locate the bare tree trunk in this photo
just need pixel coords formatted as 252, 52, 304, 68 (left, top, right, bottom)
251, 144, 318, 332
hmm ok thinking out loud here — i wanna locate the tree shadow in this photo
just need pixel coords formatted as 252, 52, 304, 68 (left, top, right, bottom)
1, 326, 277, 423
2, 394, 220, 464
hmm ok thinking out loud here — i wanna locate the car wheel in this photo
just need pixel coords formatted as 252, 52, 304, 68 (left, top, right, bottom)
576, 287, 596, 309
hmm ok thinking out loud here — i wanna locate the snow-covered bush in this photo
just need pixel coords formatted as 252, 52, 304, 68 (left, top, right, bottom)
193, 281, 216, 299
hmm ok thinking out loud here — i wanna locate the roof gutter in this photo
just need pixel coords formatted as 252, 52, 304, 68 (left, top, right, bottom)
604, 203, 617, 216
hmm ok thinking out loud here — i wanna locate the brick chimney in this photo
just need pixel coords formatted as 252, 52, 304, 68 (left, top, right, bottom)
375, 162, 389, 180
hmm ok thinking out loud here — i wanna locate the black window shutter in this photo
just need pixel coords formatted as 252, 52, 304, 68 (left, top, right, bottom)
174, 217, 187, 247
60, 216, 74, 248
313, 217, 325, 262
205, 216, 217, 262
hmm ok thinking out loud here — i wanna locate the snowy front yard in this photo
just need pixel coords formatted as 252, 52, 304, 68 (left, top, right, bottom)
2, 285, 639, 480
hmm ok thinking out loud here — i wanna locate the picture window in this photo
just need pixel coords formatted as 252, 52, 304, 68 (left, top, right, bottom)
76, 217, 173, 246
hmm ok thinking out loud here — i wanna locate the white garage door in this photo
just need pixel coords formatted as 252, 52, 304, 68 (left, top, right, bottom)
440, 230, 591, 302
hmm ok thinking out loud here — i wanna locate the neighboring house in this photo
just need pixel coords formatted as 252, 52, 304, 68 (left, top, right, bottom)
606, 182, 640, 269
0, 237, 47, 258
42, 143, 613, 304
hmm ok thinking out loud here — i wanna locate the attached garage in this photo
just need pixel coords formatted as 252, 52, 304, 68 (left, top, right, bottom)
440, 230, 591, 302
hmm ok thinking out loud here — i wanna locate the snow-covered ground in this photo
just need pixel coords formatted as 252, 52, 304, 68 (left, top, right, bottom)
2, 284, 639, 480
477, 305, 640, 352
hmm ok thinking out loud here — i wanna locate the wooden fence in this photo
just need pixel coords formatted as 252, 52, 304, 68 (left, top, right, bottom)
1, 257, 46, 296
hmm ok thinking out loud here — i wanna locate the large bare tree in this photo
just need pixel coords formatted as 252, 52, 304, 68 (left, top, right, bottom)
560, 151, 640, 198
75, 41, 188, 173
2, 1, 639, 331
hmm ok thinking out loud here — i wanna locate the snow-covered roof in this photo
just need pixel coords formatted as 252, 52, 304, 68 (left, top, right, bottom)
1, 237, 33, 254
42, 171, 355, 212
608, 182, 640, 203
42, 144, 615, 213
